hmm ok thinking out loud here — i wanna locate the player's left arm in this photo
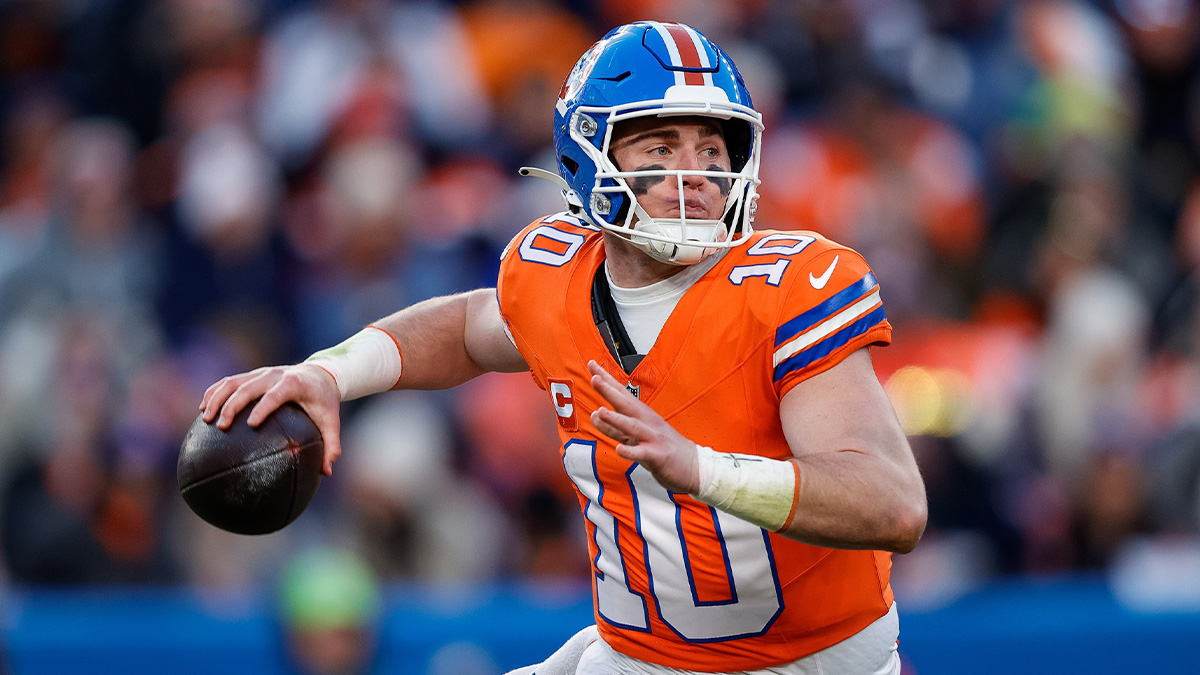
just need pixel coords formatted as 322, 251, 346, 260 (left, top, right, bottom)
774, 347, 926, 552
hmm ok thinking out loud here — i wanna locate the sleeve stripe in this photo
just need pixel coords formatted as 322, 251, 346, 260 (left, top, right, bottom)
773, 289, 882, 367
772, 305, 887, 382
774, 272, 878, 348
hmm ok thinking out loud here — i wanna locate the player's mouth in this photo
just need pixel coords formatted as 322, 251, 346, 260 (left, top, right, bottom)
667, 198, 711, 218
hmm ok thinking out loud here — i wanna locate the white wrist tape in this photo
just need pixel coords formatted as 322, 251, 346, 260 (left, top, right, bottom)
304, 325, 403, 401
693, 445, 800, 532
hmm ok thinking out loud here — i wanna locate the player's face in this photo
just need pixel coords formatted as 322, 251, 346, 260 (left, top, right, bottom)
609, 116, 732, 222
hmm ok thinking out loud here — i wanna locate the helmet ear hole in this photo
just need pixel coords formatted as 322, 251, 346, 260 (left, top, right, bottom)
561, 155, 579, 176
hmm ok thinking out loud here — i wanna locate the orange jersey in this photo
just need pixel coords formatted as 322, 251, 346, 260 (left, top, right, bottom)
496, 213, 895, 672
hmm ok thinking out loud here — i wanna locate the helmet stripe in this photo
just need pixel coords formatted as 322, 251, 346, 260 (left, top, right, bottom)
648, 22, 687, 86
677, 23, 716, 87
650, 21, 714, 86
663, 23, 705, 85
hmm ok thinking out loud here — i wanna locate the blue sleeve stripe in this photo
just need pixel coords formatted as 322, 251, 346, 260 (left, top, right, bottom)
772, 306, 888, 383
774, 272, 878, 348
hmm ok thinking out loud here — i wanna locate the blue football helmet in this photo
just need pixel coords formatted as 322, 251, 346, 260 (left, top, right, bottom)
547, 21, 763, 265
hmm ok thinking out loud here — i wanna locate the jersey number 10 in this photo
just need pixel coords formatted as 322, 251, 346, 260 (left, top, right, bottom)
563, 440, 785, 642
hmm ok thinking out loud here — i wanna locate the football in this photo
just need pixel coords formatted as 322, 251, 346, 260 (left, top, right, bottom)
177, 401, 323, 535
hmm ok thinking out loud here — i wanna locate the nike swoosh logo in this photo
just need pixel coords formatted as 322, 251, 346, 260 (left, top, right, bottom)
809, 255, 839, 289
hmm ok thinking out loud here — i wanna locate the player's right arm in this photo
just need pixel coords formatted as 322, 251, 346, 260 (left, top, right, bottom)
199, 288, 526, 475
375, 287, 527, 389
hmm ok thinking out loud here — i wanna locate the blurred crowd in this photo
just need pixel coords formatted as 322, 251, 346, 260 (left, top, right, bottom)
1, 0, 1199, 615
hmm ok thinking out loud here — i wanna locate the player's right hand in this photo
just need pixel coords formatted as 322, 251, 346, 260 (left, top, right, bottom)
200, 363, 343, 476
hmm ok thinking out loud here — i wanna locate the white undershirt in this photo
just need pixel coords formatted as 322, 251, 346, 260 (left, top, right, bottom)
604, 252, 723, 354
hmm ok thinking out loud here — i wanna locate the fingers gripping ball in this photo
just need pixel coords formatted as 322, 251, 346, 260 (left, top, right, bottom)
178, 402, 323, 535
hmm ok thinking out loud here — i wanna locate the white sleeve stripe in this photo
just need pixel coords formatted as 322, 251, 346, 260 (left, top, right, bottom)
771, 290, 882, 368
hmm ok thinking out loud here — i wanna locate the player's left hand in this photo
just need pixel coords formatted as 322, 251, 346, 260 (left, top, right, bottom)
588, 360, 699, 494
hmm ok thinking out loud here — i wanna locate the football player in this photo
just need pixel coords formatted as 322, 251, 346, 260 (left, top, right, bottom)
201, 21, 926, 675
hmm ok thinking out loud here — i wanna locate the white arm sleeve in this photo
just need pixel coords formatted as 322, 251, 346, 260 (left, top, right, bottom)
303, 325, 403, 401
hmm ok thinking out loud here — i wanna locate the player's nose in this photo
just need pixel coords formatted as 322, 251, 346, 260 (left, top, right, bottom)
676, 147, 705, 171
677, 150, 709, 187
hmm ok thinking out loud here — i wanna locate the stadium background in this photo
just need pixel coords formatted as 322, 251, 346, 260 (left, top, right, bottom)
1, 0, 1199, 672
